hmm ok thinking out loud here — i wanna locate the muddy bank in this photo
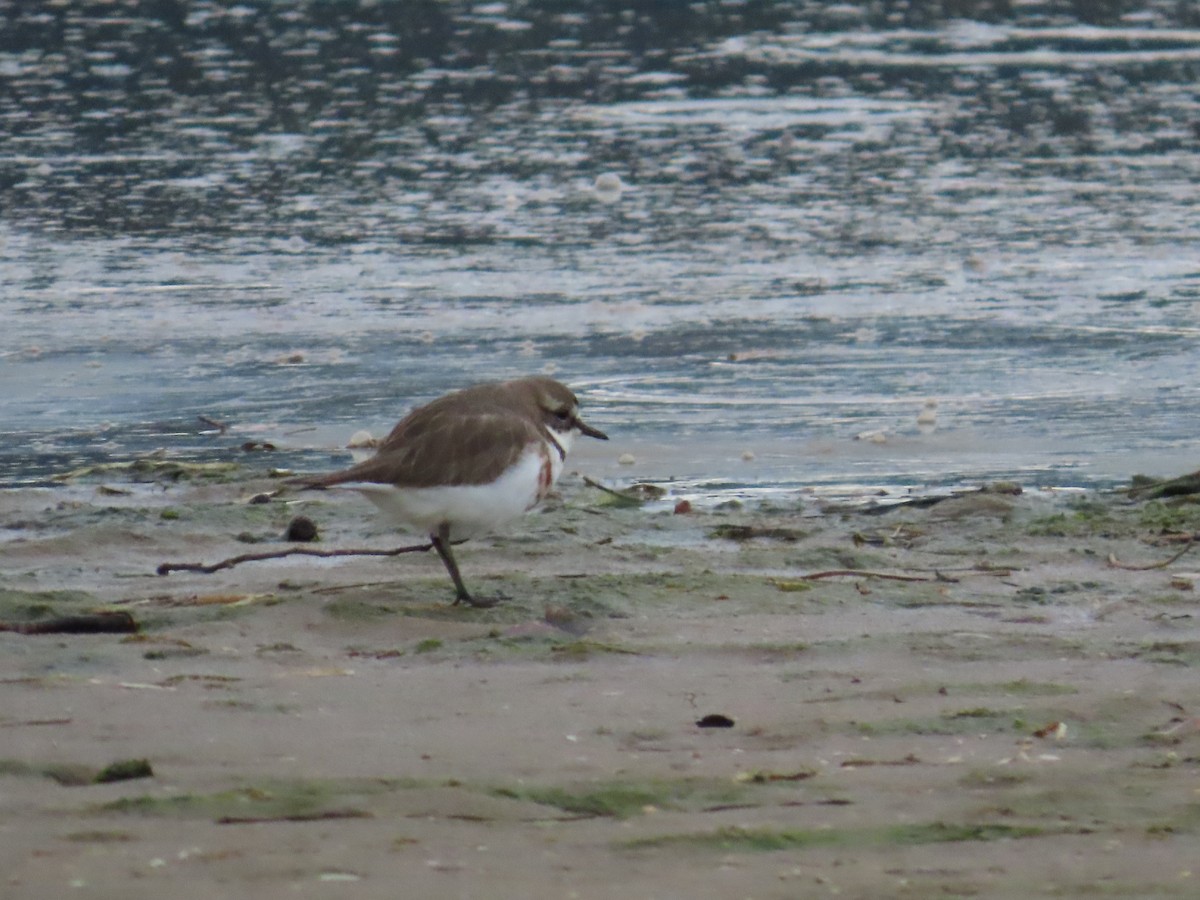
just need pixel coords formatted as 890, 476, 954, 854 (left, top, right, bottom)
1, 468, 1199, 899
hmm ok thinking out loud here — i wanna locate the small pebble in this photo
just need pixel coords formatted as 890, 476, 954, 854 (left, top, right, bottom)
285, 515, 319, 542
618, 453, 636, 466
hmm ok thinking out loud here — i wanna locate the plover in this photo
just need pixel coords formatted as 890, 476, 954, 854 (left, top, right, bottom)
294, 376, 608, 606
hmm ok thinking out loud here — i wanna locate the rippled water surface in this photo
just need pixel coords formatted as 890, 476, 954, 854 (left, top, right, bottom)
3, 2, 1199, 500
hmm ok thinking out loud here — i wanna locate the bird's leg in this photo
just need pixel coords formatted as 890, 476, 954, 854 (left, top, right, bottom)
431, 523, 499, 608
431, 524, 471, 604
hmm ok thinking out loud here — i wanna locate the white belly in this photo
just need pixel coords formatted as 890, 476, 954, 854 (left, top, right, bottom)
338, 441, 564, 541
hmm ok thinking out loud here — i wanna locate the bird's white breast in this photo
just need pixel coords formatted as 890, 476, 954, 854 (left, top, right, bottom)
339, 438, 567, 541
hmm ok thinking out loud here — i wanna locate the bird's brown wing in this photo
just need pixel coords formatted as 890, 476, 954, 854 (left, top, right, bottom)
303, 409, 540, 489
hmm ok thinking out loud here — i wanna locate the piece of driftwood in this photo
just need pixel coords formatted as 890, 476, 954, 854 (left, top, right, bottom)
0, 611, 139, 635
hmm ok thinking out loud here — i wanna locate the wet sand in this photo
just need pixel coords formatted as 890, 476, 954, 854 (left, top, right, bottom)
2, 468, 1199, 899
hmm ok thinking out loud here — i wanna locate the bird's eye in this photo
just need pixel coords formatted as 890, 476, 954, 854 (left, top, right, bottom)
554, 408, 572, 421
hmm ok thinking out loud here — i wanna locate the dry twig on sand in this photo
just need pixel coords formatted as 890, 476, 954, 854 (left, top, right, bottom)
798, 569, 956, 583
157, 543, 433, 576
1107, 537, 1196, 571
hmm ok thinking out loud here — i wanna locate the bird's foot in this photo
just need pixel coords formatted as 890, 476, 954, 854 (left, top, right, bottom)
452, 591, 509, 609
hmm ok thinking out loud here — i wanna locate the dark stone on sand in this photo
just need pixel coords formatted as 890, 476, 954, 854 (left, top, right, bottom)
285, 515, 319, 542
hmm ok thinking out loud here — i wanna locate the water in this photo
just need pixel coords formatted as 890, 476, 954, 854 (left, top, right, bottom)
3, 2, 1200, 502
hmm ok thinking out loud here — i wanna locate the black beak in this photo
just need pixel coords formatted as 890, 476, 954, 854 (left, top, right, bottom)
574, 417, 609, 440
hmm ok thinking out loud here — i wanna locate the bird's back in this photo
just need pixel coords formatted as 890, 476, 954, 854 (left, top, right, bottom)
301, 381, 545, 490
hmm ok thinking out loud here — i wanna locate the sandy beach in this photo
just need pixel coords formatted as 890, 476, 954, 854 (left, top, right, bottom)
2, 466, 1199, 899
